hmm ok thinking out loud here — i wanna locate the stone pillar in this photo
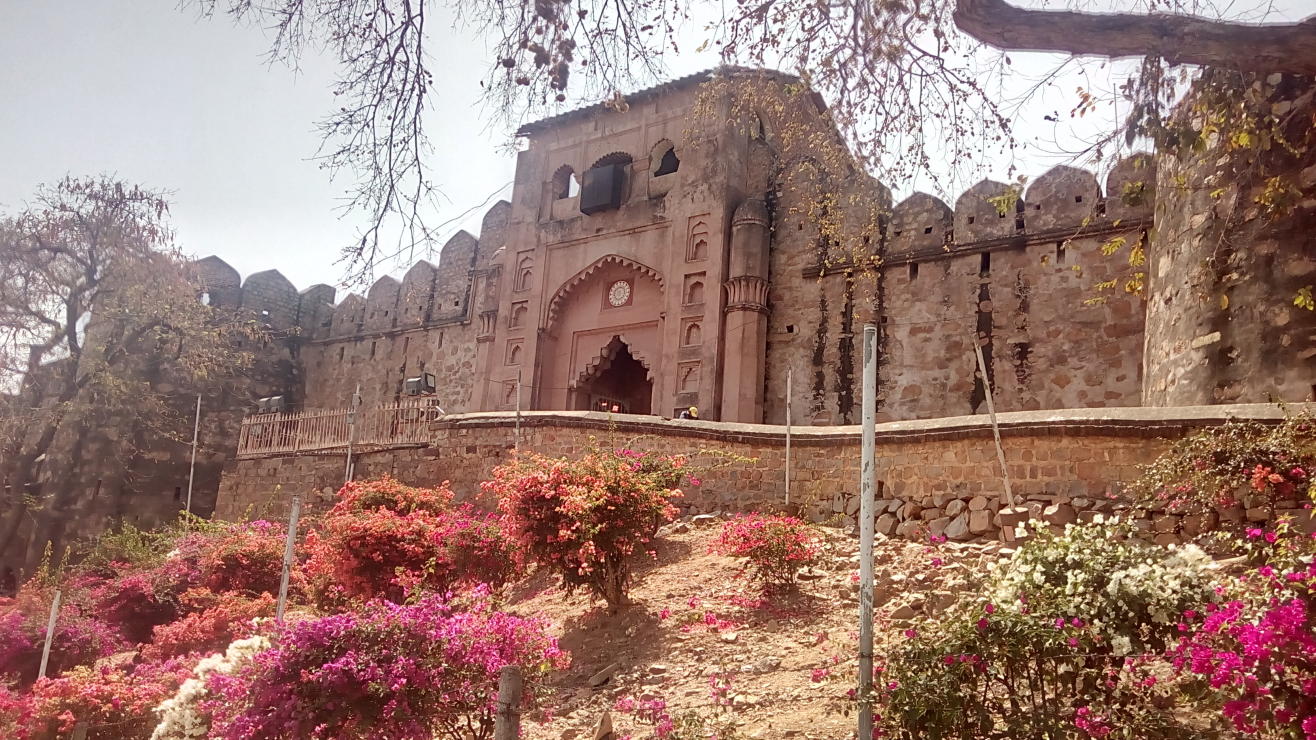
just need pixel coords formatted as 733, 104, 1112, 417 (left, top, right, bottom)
720, 199, 771, 422
472, 267, 503, 410
1143, 75, 1316, 406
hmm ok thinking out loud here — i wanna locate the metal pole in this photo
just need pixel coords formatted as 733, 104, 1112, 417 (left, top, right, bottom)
38, 589, 61, 679
344, 385, 360, 485
972, 334, 1016, 508
514, 370, 522, 450
857, 325, 878, 740
185, 394, 201, 514
494, 664, 523, 740
784, 367, 793, 509
275, 489, 301, 624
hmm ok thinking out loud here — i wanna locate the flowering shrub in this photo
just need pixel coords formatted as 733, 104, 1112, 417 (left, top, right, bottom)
194, 520, 288, 597
484, 450, 684, 608
142, 590, 274, 661
1172, 541, 1316, 736
987, 519, 1216, 653
331, 476, 454, 516
206, 591, 566, 740
1128, 414, 1316, 521
85, 567, 179, 644
713, 514, 821, 588
28, 657, 191, 738
0, 585, 125, 686
304, 478, 518, 605
0, 682, 33, 740
876, 603, 1198, 738
150, 635, 270, 740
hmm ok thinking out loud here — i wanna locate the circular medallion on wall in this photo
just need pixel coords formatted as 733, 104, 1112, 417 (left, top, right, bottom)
607, 279, 632, 307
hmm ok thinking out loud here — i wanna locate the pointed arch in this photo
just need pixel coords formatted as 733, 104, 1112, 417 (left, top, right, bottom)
545, 254, 664, 325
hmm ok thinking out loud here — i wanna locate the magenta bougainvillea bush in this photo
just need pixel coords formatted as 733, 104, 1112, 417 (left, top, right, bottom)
1172, 531, 1316, 736
713, 514, 821, 588
483, 449, 686, 608
204, 590, 566, 740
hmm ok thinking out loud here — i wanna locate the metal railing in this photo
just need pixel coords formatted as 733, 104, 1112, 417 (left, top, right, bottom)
236, 398, 443, 458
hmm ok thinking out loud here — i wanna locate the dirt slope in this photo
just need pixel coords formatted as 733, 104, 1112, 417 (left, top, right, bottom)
506, 518, 1006, 740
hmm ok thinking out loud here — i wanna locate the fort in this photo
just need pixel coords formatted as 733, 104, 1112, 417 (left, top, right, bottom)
7, 67, 1314, 566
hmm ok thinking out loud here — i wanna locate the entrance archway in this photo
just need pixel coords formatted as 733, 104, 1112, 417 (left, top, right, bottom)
574, 336, 653, 414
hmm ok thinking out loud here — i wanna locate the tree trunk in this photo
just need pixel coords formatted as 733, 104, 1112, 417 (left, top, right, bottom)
953, 0, 1316, 75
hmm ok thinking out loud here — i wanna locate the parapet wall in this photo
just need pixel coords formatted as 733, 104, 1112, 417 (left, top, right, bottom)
215, 403, 1315, 543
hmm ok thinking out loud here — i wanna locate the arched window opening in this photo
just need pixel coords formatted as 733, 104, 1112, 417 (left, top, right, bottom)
591, 152, 634, 169
551, 165, 579, 199
507, 343, 522, 365
510, 303, 528, 328
199, 291, 211, 306
653, 144, 679, 176
581, 152, 633, 215
679, 364, 699, 392
683, 322, 702, 346
684, 280, 705, 305
514, 256, 533, 292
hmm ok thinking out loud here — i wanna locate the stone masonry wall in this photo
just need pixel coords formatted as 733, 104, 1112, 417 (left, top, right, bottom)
764, 157, 1154, 425
1143, 74, 1316, 406
215, 403, 1314, 544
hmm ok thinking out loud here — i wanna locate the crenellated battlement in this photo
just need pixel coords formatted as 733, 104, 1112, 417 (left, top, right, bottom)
882, 154, 1156, 264
191, 200, 514, 347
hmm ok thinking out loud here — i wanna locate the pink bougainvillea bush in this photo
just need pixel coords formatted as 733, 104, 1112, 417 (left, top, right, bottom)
141, 590, 275, 662
303, 478, 519, 606
1172, 526, 1316, 737
0, 584, 125, 687
205, 590, 567, 740
27, 657, 191, 739
483, 449, 686, 608
0, 681, 34, 740
713, 514, 821, 588
1127, 414, 1316, 524
191, 520, 289, 598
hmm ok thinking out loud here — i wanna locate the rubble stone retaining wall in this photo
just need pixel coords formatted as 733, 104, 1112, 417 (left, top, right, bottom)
216, 404, 1315, 542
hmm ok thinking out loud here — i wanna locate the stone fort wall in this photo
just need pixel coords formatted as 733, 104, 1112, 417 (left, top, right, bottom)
215, 404, 1316, 544
764, 155, 1153, 426
211, 155, 1158, 426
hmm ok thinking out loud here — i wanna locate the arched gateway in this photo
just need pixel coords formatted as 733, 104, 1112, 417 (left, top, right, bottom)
537, 255, 663, 413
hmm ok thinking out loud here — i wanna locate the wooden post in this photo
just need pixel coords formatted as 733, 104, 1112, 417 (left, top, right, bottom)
275, 490, 301, 624
972, 333, 1016, 508
857, 325, 878, 740
494, 665, 523, 740
185, 394, 201, 514
38, 589, 61, 680
784, 367, 793, 509
344, 385, 360, 485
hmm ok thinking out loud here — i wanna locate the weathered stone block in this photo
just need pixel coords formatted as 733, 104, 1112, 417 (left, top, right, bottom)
969, 509, 992, 535
1042, 503, 1076, 527
944, 513, 971, 541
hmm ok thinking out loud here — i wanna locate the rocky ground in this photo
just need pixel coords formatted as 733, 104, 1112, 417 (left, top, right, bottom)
505, 516, 1011, 740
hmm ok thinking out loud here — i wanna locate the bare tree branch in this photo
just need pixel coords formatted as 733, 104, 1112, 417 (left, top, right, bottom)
953, 0, 1316, 75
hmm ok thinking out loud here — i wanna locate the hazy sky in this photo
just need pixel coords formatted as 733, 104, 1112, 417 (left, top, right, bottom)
3, 0, 1312, 293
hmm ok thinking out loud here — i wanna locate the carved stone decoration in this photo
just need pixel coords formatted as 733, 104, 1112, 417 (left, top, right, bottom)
477, 310, 498, 341
723, 276, 769, 312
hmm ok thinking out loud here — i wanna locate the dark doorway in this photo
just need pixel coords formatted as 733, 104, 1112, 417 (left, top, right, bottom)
575, 337, 652, 414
